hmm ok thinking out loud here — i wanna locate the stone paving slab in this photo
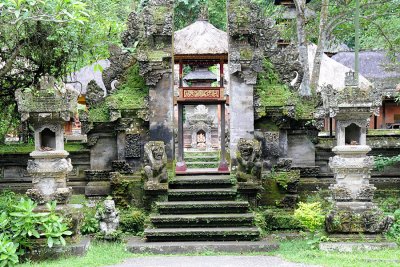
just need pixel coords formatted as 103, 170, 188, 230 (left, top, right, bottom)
104, 255, 319, 267
126, 237, 278, 253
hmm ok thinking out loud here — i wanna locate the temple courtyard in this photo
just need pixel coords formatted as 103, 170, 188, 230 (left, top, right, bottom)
1, 0, 400, 266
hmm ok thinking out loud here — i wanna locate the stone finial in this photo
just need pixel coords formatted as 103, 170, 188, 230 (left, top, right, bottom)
198, 5, 209, 21
344, 70, 358, 87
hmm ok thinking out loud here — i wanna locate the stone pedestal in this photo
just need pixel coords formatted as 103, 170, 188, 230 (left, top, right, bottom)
237, 182, 261, 209
27, 151, 73, 204
144, 183, 168, 211
326, 146, 393, 233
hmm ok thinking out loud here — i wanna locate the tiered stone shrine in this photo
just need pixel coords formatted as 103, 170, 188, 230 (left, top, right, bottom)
317, 72, 393, 234
15, 76, 79, 204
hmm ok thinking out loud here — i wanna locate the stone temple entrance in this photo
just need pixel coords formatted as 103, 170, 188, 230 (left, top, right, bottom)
173, 18, 229, 173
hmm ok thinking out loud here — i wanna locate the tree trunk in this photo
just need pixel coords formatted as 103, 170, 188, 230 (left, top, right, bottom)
310, 0, 330, 90
294, 0, 311, 96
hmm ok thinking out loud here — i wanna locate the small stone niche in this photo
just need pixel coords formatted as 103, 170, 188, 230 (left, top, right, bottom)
39, 128, 56, 150
345, 123, 361, 145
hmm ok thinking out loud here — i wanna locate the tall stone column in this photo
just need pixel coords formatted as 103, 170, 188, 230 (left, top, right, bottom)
15, 77, 79, 204
227, 0, 263, 160
137, 0, 174, 158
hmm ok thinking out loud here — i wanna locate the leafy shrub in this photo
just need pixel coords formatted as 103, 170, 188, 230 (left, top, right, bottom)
262, 209, 303, 231
0, 194, 72, 266
0, 233, 19, 267
294, 202, 325, 233
374, 155, 400, 171
81, 208, 99, 235
119, 207, 147, 235
387, 209, 400, 244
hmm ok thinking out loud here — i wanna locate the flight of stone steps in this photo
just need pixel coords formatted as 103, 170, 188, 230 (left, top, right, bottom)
144, 173, 261, 241
184, 151, 220, 169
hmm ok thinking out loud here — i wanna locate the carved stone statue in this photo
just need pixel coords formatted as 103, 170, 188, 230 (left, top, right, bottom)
143, 141, 168, 185
236, 138, 262, 182
96, 199, 119, 239
197, 132, 206, 149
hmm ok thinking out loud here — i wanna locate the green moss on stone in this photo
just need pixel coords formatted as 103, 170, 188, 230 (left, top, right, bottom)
107, 64, 148, 110
88, 101, 109, 122
240, 48, 253, 60
88, 63, 148, 122
268, 170, 300, 190
147, 50, 170, 61
152, 6, 168, 24
254, 119, 279, 131
261, 209, 303, 231
256, 59, 317, 120
0, 143, 86, 154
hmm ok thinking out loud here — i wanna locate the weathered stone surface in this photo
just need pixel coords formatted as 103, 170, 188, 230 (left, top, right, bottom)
14, 77, 79, 204
126, 237, 279, 254
326, 208, 394, 234
319, 241, 397, 252
23, 237, 90, 261
320, 74, 392, 235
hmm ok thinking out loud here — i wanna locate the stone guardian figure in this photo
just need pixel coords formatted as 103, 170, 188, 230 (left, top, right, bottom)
236, 138, 262, 182
96, 198, 120, 239
143, 141, 168, 185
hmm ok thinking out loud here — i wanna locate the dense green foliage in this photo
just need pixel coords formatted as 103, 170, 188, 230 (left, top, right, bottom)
174, 0, 227, 30
374, 155, 400, 171
294, 202, 325, 233
119, 207, 147, 235
0, 192, 72, 266
387, 209, 400, 244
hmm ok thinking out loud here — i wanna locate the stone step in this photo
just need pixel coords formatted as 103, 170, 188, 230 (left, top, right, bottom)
144, 227, 260, 242
156, 201, 250, 214
185, 155, 220, 163
185, 152, 220, 157
150, 213, 254, 228
186, 162, 220, 168
169, 175, 233, 189
168, 188, 237, 201
127, 237, 279, 254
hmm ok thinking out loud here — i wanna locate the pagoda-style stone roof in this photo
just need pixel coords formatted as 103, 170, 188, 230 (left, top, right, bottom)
174, 20, 228, 55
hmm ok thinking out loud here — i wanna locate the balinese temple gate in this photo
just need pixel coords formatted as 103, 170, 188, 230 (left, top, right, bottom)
174, 18, 229, 173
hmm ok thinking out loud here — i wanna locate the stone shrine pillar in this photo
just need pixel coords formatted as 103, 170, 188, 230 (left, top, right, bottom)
316, 72, 393, 235
15, 76, 79, 204
137, 0, 174, 158
227, 0, 264, 160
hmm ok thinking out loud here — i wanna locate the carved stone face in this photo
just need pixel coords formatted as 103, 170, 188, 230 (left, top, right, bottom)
238, 140, 254, 161
104, 199, 115, 213
152, 145, 164, 160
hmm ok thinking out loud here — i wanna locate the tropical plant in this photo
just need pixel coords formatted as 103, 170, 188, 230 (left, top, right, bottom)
0, 194, 73, 264
294, 202, 325, 233
0, 233, 19, 267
